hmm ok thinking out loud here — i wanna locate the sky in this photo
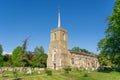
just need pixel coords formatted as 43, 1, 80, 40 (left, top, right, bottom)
0, 0, 115, 54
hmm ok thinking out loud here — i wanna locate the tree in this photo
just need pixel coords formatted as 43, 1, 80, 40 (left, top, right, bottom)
26, 51, 33, 61
71, 47, 81, 52
12, 38, 31, 67
71, 46, 91, 54
0, 44, 3, 67
98, 51, 112, 66
98, 0, 120, 66
12, 46, 29, 67
31, 46, 47, 68
3, 54, 12, 66
12, 46, 23, 66
22, 37, 29, 54
21, 37, 31, 66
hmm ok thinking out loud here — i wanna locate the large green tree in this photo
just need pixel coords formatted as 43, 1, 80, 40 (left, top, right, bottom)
12, 38, 30, 67
0, 44, 3, 67
98, 51, 112, 66
12, 46, 23, 66
71, 46, 91, 54
31, 46, 47, 68
98, 0, 120, 66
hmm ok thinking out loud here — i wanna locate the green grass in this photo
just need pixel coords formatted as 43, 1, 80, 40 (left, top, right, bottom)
0, 70, 120, 80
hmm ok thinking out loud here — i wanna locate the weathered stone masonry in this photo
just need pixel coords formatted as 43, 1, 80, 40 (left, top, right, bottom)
47, 11, 99, 70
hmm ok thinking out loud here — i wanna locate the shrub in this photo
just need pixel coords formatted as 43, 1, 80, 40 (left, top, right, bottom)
116, 67, 120, 72
79, 68, 84, 72
83, 73, 88, 77
97, 66, 113, 72
112, 66, 120, 72
64, 67, 71, 73
46, 70, 52, 76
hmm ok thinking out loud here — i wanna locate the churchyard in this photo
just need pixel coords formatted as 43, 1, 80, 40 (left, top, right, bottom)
0, 67, 120, 80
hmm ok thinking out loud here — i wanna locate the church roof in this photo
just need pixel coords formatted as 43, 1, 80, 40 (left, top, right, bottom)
69, 50, 97, 58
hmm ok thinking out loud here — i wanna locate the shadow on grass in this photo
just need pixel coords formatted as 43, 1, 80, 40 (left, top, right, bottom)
12, 77, 22, 80
2, 75, 9, 77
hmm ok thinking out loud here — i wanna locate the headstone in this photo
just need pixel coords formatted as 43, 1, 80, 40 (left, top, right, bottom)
26, 68, 32, 75
19, 67, 22, 72
2, 70, 6, 77
38, 71, 40, 74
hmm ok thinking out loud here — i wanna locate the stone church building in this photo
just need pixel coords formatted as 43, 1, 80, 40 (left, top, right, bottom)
47, 11, 99, 70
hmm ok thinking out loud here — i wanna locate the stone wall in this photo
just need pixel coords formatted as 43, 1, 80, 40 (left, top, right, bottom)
47, 27, 99, 70
68, 51, 99, 70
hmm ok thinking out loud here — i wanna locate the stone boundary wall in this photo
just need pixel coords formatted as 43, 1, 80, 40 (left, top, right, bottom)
0, 67, 45, 71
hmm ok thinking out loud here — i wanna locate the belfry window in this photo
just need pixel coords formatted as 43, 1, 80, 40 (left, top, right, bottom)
63, 33, 65, 40
54, 33, 56, 40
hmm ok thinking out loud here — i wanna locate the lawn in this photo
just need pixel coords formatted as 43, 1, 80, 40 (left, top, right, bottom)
0, 69, 120, 80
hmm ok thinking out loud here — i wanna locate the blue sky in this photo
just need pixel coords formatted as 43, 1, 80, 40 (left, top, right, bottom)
0, 0, 115, 54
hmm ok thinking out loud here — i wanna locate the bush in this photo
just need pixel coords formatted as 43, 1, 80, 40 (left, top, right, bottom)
97, 66, 120, 72
116, 67, 120, 72
83, 73, 88, 77
112, 66, 120, 72
97, 66, 113, 72
46, 70, 52, 76
64, 67, 71, 73
79, 68, 84, 72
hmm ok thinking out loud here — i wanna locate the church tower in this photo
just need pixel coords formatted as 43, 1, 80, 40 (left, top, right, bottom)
47, 11, 70, 70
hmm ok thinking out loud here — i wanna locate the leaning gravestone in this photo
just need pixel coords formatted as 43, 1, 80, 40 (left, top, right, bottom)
2, 70, 6, 77
26, 68, 32, 75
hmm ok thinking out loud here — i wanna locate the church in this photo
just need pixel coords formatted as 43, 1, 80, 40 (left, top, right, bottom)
47, 11, 99, 70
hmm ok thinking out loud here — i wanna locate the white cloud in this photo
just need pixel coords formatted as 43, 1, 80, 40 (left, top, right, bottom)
3, 51, 12, 55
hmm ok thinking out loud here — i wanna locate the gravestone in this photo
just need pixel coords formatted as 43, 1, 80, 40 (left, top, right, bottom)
2, 70, 6, 77
38, 71, 40, 74
26, 68, 32, 75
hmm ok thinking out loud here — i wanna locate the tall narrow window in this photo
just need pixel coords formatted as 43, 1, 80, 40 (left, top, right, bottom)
54, 33, 56, 40
71, 58, 74, 64
63, 33, 65, 40
53, 50, 57, 61
54, 54, 56, 61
